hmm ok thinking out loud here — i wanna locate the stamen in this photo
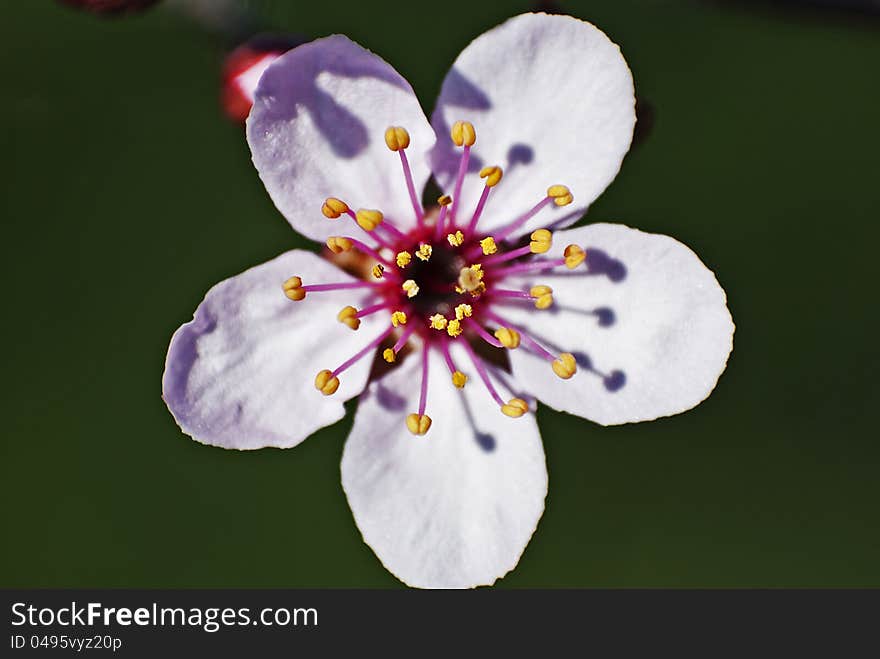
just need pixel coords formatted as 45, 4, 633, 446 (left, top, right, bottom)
299, 281, 383, 295
449, 121, 475, 224
402, 279, 419, 298
446, 318, 463, 338
371, 264, 385, 279
330, 326, 394, 378
466, 319, 503, 348
547, 184, 574, 207
500, 398, 529, 418
483, 309, 577, 379
326, 235, 393, 266
406, 413, 432, 436
434, 194, 453, 241
530, 229, 553, 254
447, 230, 464, 247
354, 301, 393, 318
493, 186, 572, 244
316, 326, 394, 395
494, 327, 521, 349
391, 323, 417, 355
530, 285, 554, 309
429, 314, 448, 330
466, 165, 503, 234
337, 305, 360, 330
282, 276, 305, 301
321, 197, 349, 219
489, 287, 554, 309
385, 126, 424, 226
383, 348, 396, 363
460, 337, 506, 408
551, 352, 577, 380
390, 311, 407, 327
454, 303, 472, 320
487, 257, 568, 278
480, 237, 498, 255
416, 243, 432, 262
404, 343, 432, 436
396, 251, 412, 268
457, 264, 484, 293
355, 208, 383, 232
564, 244, 586, 269
440, 338, 468, 388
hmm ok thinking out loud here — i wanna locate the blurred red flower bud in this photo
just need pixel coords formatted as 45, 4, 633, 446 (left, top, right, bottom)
222, 34, 306, 124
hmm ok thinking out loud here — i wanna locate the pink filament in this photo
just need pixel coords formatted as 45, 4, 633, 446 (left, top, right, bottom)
417, 343, 430, 416
465, 319, 504, 348
399, 150, 424, 226
392, 324, 417, 353
489, 288, 533, 300
301, 281, 382, 293
354, 301, 393, 318
345, 238, 393, 266
440, 338, 458, 374
480, 244, 532, 267
449, 145, 470, 225
466, 185, 491, 234
331, 326, 394, 377
493, 196, 553, 243
460, 337, 505, 407
488, 257, 567, 278
434, 204, 451, 242
482, 310, 556, 362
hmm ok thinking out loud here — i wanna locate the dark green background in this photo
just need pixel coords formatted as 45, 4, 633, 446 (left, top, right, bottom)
2, 0, 878, 587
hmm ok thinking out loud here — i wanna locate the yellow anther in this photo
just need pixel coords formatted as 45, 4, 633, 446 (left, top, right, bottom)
337, 305, 360, 330
451, 120, 476, 147
547, 184, 573, 207
480, 236, 498, 255
446, 318, 462, 338
501, 398, 529, 418
396, 251, 412, 268
321, 197, 349, 219
282, 276, 305, 301
494, 327, 521, 349
314, 369, 340, 396
552, 352, 577, 380
383, 348, 396, 363
416, 243, 433, 262
325, 236, 353, 254
530, 285, 554, 309
479, 165, 503, 188
454, 303, 472, 321
406, 413, 432, 436
447, 230, 464, 247
529, 229, 552, 254
355, 209, 383, 231
384, 126, 410, 151
458, 264, 484, 293
438, 194, 452, 207
402, 279, 419, 298
452, 371, 468, 388
371, 264, 385, 279
391, 311, 407, 327
563, 244, 586, 269
429, 314, 448, 330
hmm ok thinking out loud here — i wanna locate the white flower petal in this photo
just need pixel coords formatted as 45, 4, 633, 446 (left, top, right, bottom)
247, 35, 435, 242
341, 345, 547, 588
501, 223, 734, 425
163, 250, 385, 449
431, 13, 635, 238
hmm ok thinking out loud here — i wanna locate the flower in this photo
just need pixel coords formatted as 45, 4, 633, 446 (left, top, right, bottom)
162, 13, 734, 588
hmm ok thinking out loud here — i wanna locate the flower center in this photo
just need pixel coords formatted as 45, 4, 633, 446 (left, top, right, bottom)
282, 121, 587, 435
